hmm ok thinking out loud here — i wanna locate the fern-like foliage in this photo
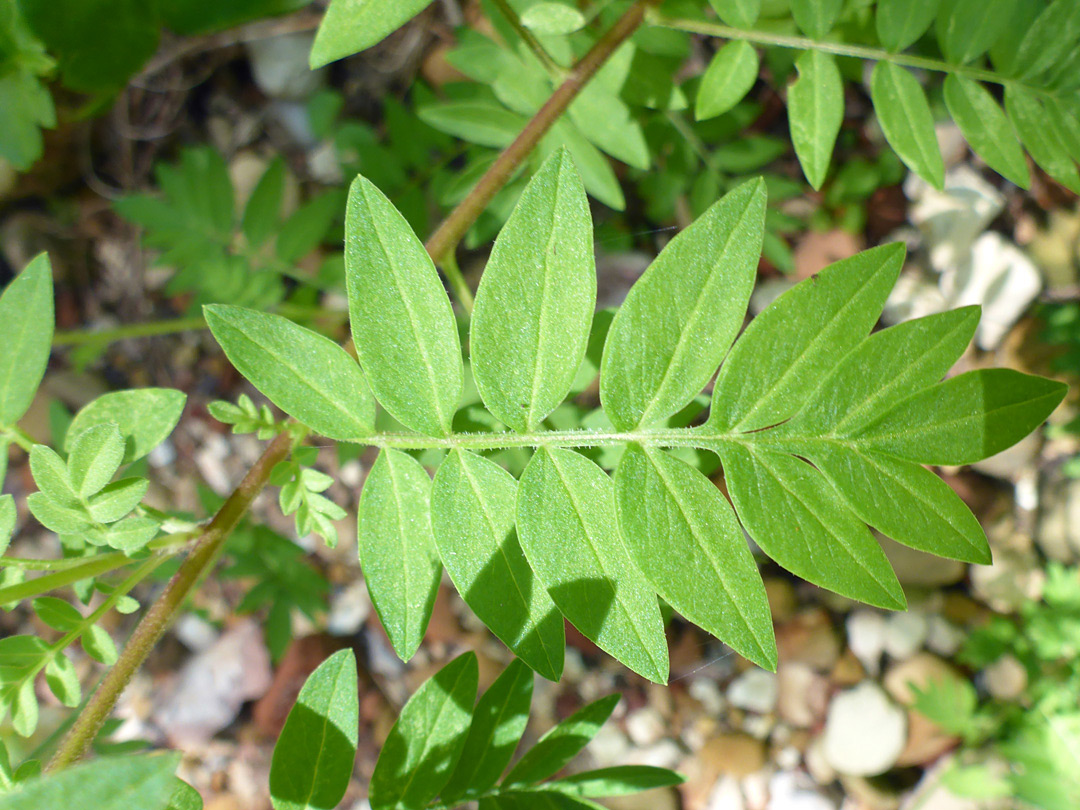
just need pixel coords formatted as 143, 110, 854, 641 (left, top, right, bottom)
207, 149, 1066, 682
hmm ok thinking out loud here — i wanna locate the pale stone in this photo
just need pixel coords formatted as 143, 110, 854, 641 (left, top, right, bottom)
777, 663, 829, 729
728, 669, 778, 714
823, 682, 907, 776
883, 612, 929, 661
846, 611, 886, 675
626, 705, 666, 747
982, 654, 1027, 701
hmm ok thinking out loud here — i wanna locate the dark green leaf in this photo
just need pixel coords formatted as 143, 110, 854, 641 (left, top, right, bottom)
870, 62, 944, 189
369, 652, 478, 810
1005, 88, 1080, 194
789, 0, 844, 39
345, 175, 463, 437
938, 0, 1016, 64
875, 0, 940, 52
431, 450, 564, 680
943, 76, 1029, 188
1010, 0, 1080, 79
0, 254, 53, 428
270, 649, 359, 810
243, 157, 286, 250
550, 766, 685, 797
708, 0, 760, 28
787, 50, 843, 190
205, 305, 375, 441
358, 449, 441, 661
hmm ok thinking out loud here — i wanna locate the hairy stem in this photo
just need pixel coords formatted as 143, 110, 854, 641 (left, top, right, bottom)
649, 12, 1060, 96
46, 431, 294, 771
357, 426, 728, 451
424, 0, 660, 265
0, 532, 195, 580
1, 425, 36, 453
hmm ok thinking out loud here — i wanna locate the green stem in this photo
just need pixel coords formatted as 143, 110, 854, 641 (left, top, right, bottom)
1, 426, 36, 453
424, 0, 661, 265
649, 12, 1060, 96
47, 430, 294, 771
440, 251, 475, 315
490, 0, 565, 77
52, 316, 208, 347
358, 427, 721, 451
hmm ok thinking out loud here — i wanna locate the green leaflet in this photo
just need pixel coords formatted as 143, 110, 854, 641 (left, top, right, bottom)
870, 62, 944, 190
66, 388, 186, 464
205, 306, 375, 441
516, 448, 668, 684
551, 766, 685, 798
521, 3, 586, 36
942, 76, 1030, 188
938, 0, 1016, 64
269, 649, 359, 810
789, 0, 844, 39
166, 780, 203, 810
0, 754, 180, 810
67, 424, 124, 498
242, 157, 286, 250
720, 444, 906, 610
708, 0, 760, 28
709, 243, 905, 433
471, 149, 596, 434
0, 496, 14, 556
345, 175, 463, 437
1009, 0, 1080, 80
29, 445, 79, 508
357, 449, 441, 661
1049, 100, 1080, 163
787, 50, 843, 190
615, 444, 776, 670
857, 369, 1067, 466
504, 694, 620, 787
0, 254, 53, 429
569, 83, 651, 170
600, 179, 766, 431
1005, 88, 1080, 195
441, 659, 533, 801
431, 450, 564, 680
481, 793, 600, 810
418, 101, 528, 149
310, 0, 435, 67
875, 0, 940, 52
695, 41, 759, 121
44, 654, 79, 707
550, 121, 626, 211
369, 652, 478, 810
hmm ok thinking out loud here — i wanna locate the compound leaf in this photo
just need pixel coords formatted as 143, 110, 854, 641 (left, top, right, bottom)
614, 444, 776, 670
270, 649, 358, 810
787, 49, 843, 190
346, 175, 463, 437
369, 652, 477, 810
870, 62, 945, 189
0, 254, 53, 428
358, 449, 441, 662
471, 149, 595, 434
517, 448, 668, 684
431, 450, 564, 680
205, 305, 375, 441
601, 179, 766, 431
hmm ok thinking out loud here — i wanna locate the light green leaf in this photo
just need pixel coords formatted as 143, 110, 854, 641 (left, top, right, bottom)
103, 515, 160, 553
29, 445, 79, 508
87, 478, 149, 524
44, 653, 80, 707
550, 122, 626, 211
471, 149, 595, 434
310, 0, 435, 67
720, 444, 906, 610
708, 0, 760, 28
521, 4, 586, 37
710, 243, 905, 433
569, 83, 650, 170
0, 495, 13, 555
857, 368, 1067, 465
431, 450, 564, 680
166, 780, 203, 810
82, 624, 118, 665
270, 649, 359, 810
601, 179, 766, 431
243, 157, 286, 250
0, 754, 180, 810
26, 494, 94, 535
205, 306, 375, 441
369, 652, 477, 810
695, 41, 759, 121
275, 191, 339, 265
943, 76, 1029, 188
614, 444, 776, 670
358, 449, 441, 661
551, 766, 685, 797
441, 659, 533, 801
505, 694, 620, 787
517, 448, 668, 684
481, 793, 602, 810
870, 62, 944, 189
787, 50, 843, 189
66, 389, 186, 464
1010, 0, 1080, 79
67, 423, 124, 498
875, 0, 940, 52
1049, 99, 1080, 163
345, 175, 463, 437
789, 0, 844, 39
1005, 88, 1080, 195
938, 0, 1016, 64
0, 254, 53, 428
32, 597, 83, 632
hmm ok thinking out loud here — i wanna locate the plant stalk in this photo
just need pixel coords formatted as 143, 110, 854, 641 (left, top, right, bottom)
490, 0, 564, 77
423, 0, 660, 265
46, 431, 293, 771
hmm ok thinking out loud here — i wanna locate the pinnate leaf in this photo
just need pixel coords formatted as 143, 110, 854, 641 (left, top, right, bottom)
270, 649, 358, 810
431, 450, 564, 680
346, 175, 463, 437
517, 448, 668, 684
369, 652, 478, 810
0, 254, 53, 428
601, 179, 766, 431
471, 149, 595, 434
205, 306, 375, 441
358, 449, 441, 662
